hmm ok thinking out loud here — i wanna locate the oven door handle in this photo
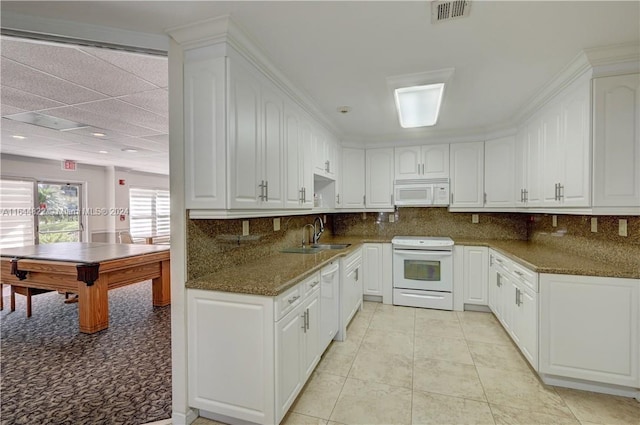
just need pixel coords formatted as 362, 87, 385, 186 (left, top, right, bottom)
393, 249, 453, 257
399, 292, 446, 300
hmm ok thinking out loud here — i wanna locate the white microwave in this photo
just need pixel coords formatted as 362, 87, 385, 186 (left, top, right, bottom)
393, 179, 450, 206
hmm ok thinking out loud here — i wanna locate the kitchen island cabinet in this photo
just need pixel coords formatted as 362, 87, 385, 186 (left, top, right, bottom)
187, 272, 323, 425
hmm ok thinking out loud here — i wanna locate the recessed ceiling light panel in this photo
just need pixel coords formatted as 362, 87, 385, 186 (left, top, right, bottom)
394, 84, 445, 128
11, 135, 26, 140
122, 148, 138, 153
4, 112, 89, 131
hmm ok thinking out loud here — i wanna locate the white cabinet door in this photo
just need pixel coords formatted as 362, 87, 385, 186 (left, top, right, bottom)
362, 243, 383, 297
275, 304, 304, 422
302, 290, 321, 379
229, 59, 261, 209
593, 73, 640, 209
284, 103, 303, 209
261, 80, 285, 208
560, 80, 591, 207
313, 129, 326, 174
462, 246, 488, 305
525, 117, 544, 206
394, 144, 450, 181
514, 127, 528, 207
540, 274, 639, 388
339, 250, 363, 341
184, 55, 227, 209
366, 148, 394, 209
394, 146, 422, 180
484, 136, 516, 208
325, 137, 337, 179
300, 118, 315, 208
187, 290, 275, 424
422, 144, 450, 179
320, 262, 340, 351
541, 103, 563, 207
515, 283, 538, 370
341, 148, 366, 208
450, 142, 484, 208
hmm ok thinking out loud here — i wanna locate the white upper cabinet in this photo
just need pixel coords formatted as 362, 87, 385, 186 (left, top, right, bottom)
366, 148, 394, 209
559, 81, 591, 207
284, 102, 313, 209
593, 73, 640, 211
314, 130, 338, 180
184, 55, 227, 210
514, 127, 529, 207
394, 144, 449, 180
484, 136, 516, 208
541, 101, 563, 207
228, 57, 284, 209
450, 142, 485, 208
341, 148, 366, 208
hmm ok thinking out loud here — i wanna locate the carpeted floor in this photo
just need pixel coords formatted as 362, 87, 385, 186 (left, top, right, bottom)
1, 281, 172, 425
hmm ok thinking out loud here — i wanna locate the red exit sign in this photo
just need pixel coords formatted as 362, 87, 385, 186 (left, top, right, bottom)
62, 159, 77, 171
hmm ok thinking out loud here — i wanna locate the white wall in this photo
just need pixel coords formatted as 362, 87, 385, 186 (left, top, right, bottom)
1, 154, 168, 242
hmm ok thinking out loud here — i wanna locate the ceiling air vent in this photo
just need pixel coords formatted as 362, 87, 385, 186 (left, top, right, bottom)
431, 0, 471, 23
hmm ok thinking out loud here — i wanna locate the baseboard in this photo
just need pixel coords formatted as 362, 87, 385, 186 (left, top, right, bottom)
540, 373, 640, 399
201, 409, 259, 425
363, 295, 382, 302
463, 304, 491, 312
172, 408, 199, 425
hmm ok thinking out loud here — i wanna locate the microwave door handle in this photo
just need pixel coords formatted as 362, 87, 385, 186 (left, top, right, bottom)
393, 249, 453, 257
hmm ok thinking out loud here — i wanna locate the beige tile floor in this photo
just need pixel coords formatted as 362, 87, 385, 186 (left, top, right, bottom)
193, 302, 640, 425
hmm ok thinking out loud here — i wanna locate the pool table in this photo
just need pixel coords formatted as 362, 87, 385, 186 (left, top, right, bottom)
1, 242, 170, 333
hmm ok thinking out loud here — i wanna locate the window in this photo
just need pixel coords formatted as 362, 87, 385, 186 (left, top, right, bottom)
129, 188, 170, 237
0, 177, 36, 248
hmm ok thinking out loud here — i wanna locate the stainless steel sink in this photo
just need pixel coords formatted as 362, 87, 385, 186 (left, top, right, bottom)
280, 243, 351, 254
309, 243, 351, 250
280, 247, 324, 254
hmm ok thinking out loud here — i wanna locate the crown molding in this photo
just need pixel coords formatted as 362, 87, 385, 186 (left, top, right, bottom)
166, 15, 342, 138
1, 11, 169, 52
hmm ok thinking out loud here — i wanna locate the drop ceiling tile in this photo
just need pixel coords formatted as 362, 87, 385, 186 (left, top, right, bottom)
1, 87, 66, 111
80, 46, 168, 88
119, 88, 168, 116
109, 136, 167, 152
1, 39, 159, 97
73, 99, 168, 133
64, 126, 126, 140
1, 131, 78, 148
1, 105, 26, 116
1, 58, 106, 104
142, 134, 169, 144
43, 106, 164, 137
1, 118, 103, 145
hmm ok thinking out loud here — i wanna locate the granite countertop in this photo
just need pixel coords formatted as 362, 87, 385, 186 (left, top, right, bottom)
186, 236, 639, 297
453, 239, 639, 279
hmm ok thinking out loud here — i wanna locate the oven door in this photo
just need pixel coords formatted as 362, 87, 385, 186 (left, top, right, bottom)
393, 249, 453, 292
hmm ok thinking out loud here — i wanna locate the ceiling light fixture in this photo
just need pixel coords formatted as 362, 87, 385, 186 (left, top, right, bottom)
386, 68, 454, 129
92, 132, 106, 137
11, 135, 26, 140
99, 150, 109, 154
394, 84, 445, 128
122, 148, 138, 153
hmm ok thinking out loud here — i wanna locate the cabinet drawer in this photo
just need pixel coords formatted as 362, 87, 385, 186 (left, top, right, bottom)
343, 248, 362, 272
491, 251, 510, 273
301, 272, 321, 297
511, 262, 538, 292
275, 284, 302, 321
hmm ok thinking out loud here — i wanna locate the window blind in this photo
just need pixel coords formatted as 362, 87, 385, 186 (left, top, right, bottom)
129, 188, 170, 237
0, 178, 36, 248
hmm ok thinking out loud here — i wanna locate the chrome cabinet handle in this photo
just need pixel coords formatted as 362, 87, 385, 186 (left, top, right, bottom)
258, 180, 267, 201
288, 295, 300, 304
301, 311, 307, 332
265, 180, 269, 202
514, 270, 524, 277
336, 194, 340, 205
484, 192, 487, 204
355, 268, 359, 282
496, 273, 502, 287
310, 280, 319, 288
325, 160, 330, 173
524, 189, 528, 203
559, 184, 564, 200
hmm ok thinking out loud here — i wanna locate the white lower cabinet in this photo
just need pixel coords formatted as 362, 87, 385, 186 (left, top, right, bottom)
361, 243, 392, 303
187, 272, 324, 425
539, 274, 640, 390
488, 249, 539, 371
338, 248, 363, 341
462, 246, 489, 306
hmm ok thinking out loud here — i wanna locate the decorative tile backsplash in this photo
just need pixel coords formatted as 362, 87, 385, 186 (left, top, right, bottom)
332, 208, 527, 240
187, 209, 639, 280
527, 214, 640, 265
